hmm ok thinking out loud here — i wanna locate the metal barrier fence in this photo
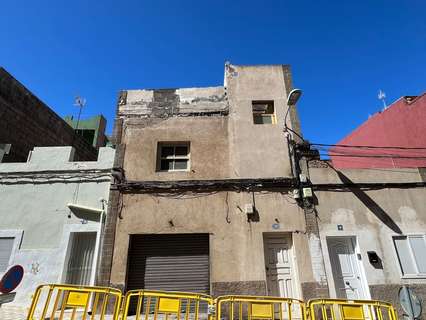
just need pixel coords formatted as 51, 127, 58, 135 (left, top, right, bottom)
307, 299, 398, 320
25, 284, 400, 320
216, 295, 306, 320
121, 290, 215, 320
26, 284, 122, 320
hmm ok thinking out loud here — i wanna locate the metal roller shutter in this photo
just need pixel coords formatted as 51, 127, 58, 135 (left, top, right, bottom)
126, 234, 210, 294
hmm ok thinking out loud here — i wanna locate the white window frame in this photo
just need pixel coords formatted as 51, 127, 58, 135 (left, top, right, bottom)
157, 142, 190, 172
393, 234, 426, 279
0, 230, 23, 276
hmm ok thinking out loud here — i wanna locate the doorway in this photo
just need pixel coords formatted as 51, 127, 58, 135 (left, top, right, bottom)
264, 234, 299, 298
327, 236, 370, 299
64, 232, 97, 285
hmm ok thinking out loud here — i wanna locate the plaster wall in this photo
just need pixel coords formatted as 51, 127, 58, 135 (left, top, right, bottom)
310, 167, 426, 316
110, 190, 314, 297
109, 64, 314, 298
0, 146, 115, 306
123, 117, 230, 180
226, 65, 294, 178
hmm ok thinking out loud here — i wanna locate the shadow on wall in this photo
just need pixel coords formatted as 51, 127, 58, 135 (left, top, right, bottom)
330, 166, 403, 234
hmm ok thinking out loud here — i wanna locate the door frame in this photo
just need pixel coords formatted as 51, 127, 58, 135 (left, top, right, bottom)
324, 235, 371, 299
59, 224, 100, 286
263, 232, 301, 299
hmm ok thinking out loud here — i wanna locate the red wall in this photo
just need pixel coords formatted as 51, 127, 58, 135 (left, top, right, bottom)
330, 93, 426, 169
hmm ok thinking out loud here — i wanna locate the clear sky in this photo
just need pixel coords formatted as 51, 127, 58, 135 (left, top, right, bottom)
1, 0, 425, 143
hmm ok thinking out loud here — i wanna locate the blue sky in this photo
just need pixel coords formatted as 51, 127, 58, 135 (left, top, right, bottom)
1, 0, 425, 143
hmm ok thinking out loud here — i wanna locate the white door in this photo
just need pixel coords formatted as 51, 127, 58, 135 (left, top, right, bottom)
264, 235, 298, 298
327, 237, 368, 299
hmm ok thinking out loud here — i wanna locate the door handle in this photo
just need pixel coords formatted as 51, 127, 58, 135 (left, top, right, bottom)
345, 281, 355, 290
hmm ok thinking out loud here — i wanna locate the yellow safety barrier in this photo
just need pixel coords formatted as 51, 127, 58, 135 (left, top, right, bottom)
121, 290, 215, 320
25, 284, 401, 320
307, 299, 398, 320
216, 295, 306, 320
26, 283, 122, 320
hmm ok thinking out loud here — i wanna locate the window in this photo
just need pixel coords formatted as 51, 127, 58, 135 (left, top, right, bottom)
252, 101, 276, 124
0, 237, 14, 272
157, 142, 190, 172
393, 235, 426, 277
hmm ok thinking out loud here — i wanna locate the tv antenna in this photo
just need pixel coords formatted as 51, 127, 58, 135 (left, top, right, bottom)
73, 96, 86, 133
378, 89, 387, 109
71, 96, 86, 149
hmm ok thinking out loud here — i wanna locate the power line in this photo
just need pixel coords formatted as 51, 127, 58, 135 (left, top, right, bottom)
315, 147, 426, 157
311, 143, 426, 150
320, 153, 426, 160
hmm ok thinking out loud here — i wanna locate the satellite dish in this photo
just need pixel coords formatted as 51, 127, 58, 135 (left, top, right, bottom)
399, 286, 422, 320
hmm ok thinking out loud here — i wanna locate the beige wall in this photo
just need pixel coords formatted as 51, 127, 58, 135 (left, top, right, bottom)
226, 65, 293, 178
110, 64, 316, 297
310, 167, 426, 289
124, 117, 230, 180
110, 190, 314, 293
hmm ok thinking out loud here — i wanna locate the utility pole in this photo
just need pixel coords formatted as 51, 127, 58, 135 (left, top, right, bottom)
284, 89, 328, 300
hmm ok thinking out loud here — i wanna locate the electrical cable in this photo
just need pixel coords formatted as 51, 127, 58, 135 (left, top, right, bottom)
311, 143, 426, 150
319, 153, 426, 160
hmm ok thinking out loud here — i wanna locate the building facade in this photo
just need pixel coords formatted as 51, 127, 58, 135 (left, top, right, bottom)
0, 67, 98, 162
317, 91, 426, 318
95, 62, 425, 320
310, 165, 426, 318
64, 114, 109, 149
97, 64, 327, 301
0, 146, 115, 307
330, 93, 426, 169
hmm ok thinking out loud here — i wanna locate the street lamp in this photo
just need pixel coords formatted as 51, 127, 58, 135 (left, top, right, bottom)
287, 88, 302, 106
284, 88, 302, 131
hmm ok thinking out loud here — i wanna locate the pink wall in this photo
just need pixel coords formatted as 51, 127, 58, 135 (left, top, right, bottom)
330, 93, 426, 169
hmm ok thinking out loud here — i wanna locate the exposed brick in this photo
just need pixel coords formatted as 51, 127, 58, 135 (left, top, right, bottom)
0, 68, 97, 162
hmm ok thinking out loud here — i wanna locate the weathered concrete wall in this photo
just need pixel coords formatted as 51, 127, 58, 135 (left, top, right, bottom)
110, 190, 314, 297
118, 86, 228, 118
0, 67, 98, 162
0, 146, 114, 306
226, 65, 294, 178
106, 65, 318, 299
124, 116, 229, 180
311, 167, 426, 317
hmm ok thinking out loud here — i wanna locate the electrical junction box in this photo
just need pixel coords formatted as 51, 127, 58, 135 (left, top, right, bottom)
292, 189, 301, 199
244, 204, 254, 215
302, 187, 313, 198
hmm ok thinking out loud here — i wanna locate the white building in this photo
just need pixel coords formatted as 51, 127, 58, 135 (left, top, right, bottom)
0, 146, 114, 307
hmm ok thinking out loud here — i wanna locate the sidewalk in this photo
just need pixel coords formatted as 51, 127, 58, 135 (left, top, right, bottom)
0, 305, 28, 320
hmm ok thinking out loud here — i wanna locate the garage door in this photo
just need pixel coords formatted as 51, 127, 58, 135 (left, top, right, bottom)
126, 234, 210, 294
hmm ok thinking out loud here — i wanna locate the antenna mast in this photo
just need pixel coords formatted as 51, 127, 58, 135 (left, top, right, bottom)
71, 96, 86, 147
378, 89, 387, 109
